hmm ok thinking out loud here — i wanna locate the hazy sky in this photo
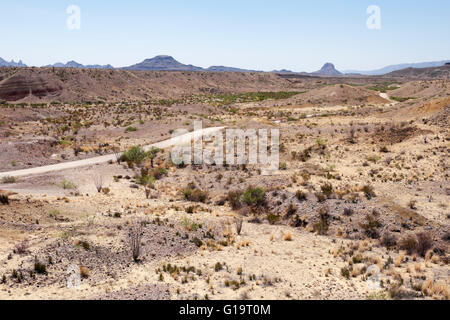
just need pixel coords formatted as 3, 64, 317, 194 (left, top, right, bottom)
1, 0, 449, 71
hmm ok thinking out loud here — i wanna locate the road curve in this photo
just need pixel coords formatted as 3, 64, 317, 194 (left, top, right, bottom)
0, 126, 226, 179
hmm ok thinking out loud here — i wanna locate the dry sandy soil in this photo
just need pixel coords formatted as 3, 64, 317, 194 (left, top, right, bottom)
0, 69, 448, 300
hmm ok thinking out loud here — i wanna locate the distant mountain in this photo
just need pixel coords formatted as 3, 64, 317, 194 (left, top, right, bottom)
207, 65, 257, 72
45, 60, 113, 69
123, 55, 204, 71
344, 60, 450, 75
312, 63, 342, 76
384, 64, 450, 79
0, 57, 27, 67
272, 69, 293, 73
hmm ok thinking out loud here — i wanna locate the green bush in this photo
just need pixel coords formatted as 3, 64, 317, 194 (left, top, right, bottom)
125, 126, 137, 132
121, 146, 148, 164
242, 186, 265, 207
59, 179, 75, 190
136, 174, 155, 186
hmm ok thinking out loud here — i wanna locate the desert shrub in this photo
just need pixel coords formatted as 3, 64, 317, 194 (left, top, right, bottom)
0, 194, 9, 205
362, 185, 376, 199
14, 240, 29, 254
181, 218, 199, 231
341, 267, 350, 279
136, 173, 155, 186
191, 237, 203, 247
227, 190, 242, 210
285, 203, 297, 217
380, 232, 397, 249
79, 266, 90, 278
266, 213, 280, 225
125, 126, 137, 132
182, 183, 208, 203
121, 146, 148, 165
214, 262, 223, 272
34, 259, 47, 274
279, 162, 287, 170
102, 187, 110, 195
399, 234, 418, 254
359, 214, 381, 239
295, 190, 307, 202
59, 179, 75, 190
1, 176, 16, 184
343, 207, 354, 216
416, 232, 433, 257
241, 186, 266, 207
313, 206, 329, 234
150, 167, 167, 180
320, 183, 333, 198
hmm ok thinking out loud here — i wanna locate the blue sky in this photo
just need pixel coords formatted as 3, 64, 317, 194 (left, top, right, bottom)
1, 0, 449, 71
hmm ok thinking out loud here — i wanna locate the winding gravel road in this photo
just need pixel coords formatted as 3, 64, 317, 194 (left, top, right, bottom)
0, 126, 226, 179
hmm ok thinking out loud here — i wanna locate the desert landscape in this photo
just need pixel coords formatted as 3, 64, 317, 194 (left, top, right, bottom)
0, 61, 449, 301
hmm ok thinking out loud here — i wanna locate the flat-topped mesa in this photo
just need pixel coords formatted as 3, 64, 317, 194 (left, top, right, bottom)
312, 62, 342, 76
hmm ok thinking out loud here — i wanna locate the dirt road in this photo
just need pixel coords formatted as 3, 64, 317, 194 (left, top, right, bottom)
0, 126, 226, 179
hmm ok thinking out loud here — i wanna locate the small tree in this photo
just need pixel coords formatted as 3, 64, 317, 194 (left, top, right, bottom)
148, 147, 161, 168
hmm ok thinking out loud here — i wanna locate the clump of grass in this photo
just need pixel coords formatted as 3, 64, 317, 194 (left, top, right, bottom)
1, 176, 16, 184
359, 214, 381, 239
362, 185, 376, 199
341, 267, 350, 279
283, 233, 293, 241
125, 126, 137, 133
320, 183, 333, 198
181, 218, 199, 231
191, 237, 203, 247
79, 266, 90, 278
295, 190, 307, 202
136, 173, 155, 186
214, 262, 223, 272
266, 213, 280, 225
59, 179, 75, 190
34, 259, 47, 274
182, 183, 208, 203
